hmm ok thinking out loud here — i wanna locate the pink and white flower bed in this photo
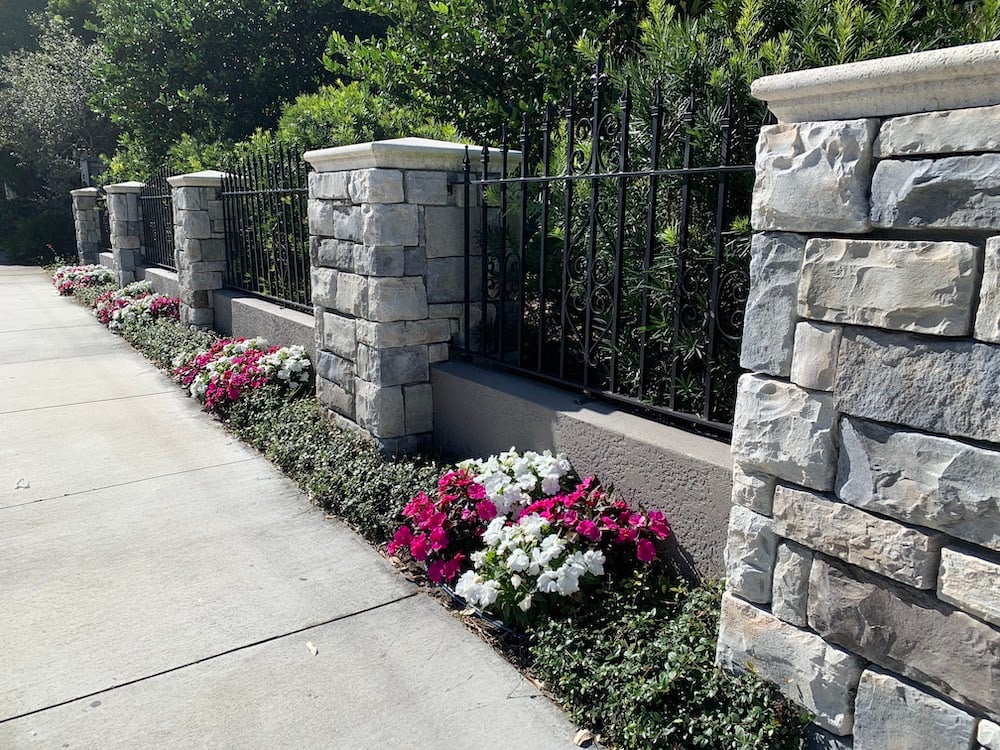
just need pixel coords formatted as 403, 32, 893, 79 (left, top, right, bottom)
52, 264, 114, 295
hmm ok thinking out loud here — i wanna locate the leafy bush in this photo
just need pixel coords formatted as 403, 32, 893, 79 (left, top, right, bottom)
120, 318, 218, 370
71, 280, 119, 308
529, 576, 808, 749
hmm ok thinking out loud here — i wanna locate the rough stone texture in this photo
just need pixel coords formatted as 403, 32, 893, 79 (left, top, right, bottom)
852, 669, 977, 750
937, 546, 1000, 627
311, 267, 337, 309
320, 312, 357, 360
752, 119, 877, 233
731, 375, 839, 491
317, 376, 355, 419
803, 725, 855, 750
425, 206, 466, 257
716, 592, 864, 735
314, 238, 356, 271
981, 719, 1000, 749
875, 103, 1000, 157
333, 273, 368, 318
315, 351, 355, 391
798, 238, 979, 336
309, 171, 350, 201
349, 169, 404, 204
740, 232, 806, 376
368, 277, 429, 322
724, 505, 777, 604
309, 201, 363, 241
428, 342, 449, 362
356, 319, 451, 349
773, 485, 943, 589
871, 154, 1000, 230
362, 204, 419, 246
808, 557, 1000, 718
356, 345, 429, 387
976, 237, 1000, 344
836, 416, 1000, 551
791, 322, 842, 392
731, 463, 776, 515
427, 256, 477, 303
405, 171, 449, 205
355, 380, 405, 438
835, 328, 1000, 444
403, 383, 434, 434
354, 245, 405, 277
772, 540, 813, 627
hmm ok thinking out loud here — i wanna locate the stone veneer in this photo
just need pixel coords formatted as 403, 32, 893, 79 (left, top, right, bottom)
303, 138, 509, 454
720, 41, 1000, 749
104, 181, 145, 285
70, 187, 102, 264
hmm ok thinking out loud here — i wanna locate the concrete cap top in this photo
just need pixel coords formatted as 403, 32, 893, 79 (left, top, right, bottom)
167, 170, 227, 188
70, 187, 100, 197
104, 181, 145, 194
752, 40, 1000, 122
304, 137, 522, 173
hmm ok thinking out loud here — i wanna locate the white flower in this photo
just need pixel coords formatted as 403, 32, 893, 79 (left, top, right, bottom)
478, 579, 500, 607
518, 594, 533, 611
583, 549, 606, 576
537, 570, 560, 594
510, 574, 523, 590
482, 516, 507, 546
506, 548, 529, 572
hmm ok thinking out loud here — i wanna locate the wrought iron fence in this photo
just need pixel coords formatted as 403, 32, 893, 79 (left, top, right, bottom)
221, 141, 311, 312
463, 63, 757, 437
97, 192, 111, 250
139, 165, 177, 270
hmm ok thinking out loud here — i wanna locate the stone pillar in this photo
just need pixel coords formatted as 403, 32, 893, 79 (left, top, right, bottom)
303, 137, 511, 454
70, 187, 101, 264
104, 181, 145, 285
167, 170, 227, 328
719, 41, 1000, 749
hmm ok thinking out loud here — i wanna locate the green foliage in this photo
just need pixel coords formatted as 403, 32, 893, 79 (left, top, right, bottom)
120, 318, 218, 371
529, 576, 809, 749
0, 0, 47, 57
275, 82, 459, 150
222, 385, 442, 542
326, 0, 644, 137
68, 278, 117, 308
95, 0, 382, 163
0, 197, 75, 264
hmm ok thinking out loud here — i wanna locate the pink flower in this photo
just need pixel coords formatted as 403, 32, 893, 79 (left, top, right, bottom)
387, 525, 413, 555
475, 499, 497, 521
427, 560, 446, 583
561, 510, 578, 526
441, 554, 465, 582
628, 513, 646, 528
410, 534, 429, 561
616, 527, 638, 544
636, 538, 656, 562
576, 520, 601, 542
429, 526, 449, 551
648, 510, 671, 539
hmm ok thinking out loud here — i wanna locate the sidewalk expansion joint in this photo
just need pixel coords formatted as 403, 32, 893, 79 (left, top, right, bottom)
0, 390, 178, 416
0, 593, 419, 725
0, 323, 102, 334
1, 457, 258, 510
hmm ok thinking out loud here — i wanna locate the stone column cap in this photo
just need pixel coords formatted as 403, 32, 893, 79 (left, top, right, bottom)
167, 170, 226, 188
753, 40, 1000, 122
304, 137, 521, 173
104, 181, 145, 194
70, 187, 101, 197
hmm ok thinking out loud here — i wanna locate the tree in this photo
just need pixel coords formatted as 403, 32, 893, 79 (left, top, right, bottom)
0, 0, 47, 57
95, 0, 383, 163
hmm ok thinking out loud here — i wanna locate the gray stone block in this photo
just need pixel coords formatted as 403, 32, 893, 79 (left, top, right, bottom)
181, 304, 214, 327
315, 350, 354, 390
852, 669, 976, 750
716, 592, 863, 735
836, 416, 1000, 552
321, 312, 357, 360
752, 119, 877, 233
362, 204, 419, 246
427, 256, 473, 303
333, 272, 368, 317
308, 201, 363, 241
428, 342, 449, 362
976, 236, 1000, 344
354, 245, 405, 276
772, 540, 812, 627
314, 238, 356, 271
799, 238, 979, 335
741, 233, 806, 377
802, 724, 854, 750
311, 267, 337, 309
731, 464, 776, 515
403, 383, 434, 434
173, 187, 206, 211
198, 238, 226, 262
316, 376, 354, 419
356, 344, 428, 387
731, 375, 839, 491
724, 505, 777, 604
356, 319, 451, 348
773, 485, 943, 589
207, 200, 224, 221
836, 328, 1000, 444
404, 246, 427, 276
425, 206, 466, 257
180, 288, 212, 307
368, 277, 428, 322
871, 154, 1000, 230
808, 557, 1000, 718
405, 170, 449, 205
186, 270, 223, 291
350, 168, 404, 204
875, 103, 1000, 157
790, 322, 842, 392
981, 719, 1000, 750
74, 196, 97, 210
179, 210, 212, 240
355, 380, 405, 438
937, 546, 1000, 627
309, 171, 350, 201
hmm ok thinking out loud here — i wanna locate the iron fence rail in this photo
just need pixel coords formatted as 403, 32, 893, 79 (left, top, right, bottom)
462, 63, 756, 437
139, 166, 176, 270
221, 142, 311, 312
97, 193, 110, 250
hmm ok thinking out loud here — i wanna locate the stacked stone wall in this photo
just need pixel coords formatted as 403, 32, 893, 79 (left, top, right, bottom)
105, 182, 144, 285
721, 46, 1000, 750
70, 188, 101, 264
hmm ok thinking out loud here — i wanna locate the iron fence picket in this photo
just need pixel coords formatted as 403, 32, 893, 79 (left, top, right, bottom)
139, 165, 176, 271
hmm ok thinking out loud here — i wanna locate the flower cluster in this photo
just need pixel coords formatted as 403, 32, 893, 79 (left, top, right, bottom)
94, 282, 179, 332
52, 264, 114, 295
174, 337, 311, 411
390, 448, 671, 625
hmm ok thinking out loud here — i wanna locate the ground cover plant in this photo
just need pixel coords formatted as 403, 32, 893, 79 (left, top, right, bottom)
93, 280, 181, 332
53, 269, 808, 748
50, 263, 114, 295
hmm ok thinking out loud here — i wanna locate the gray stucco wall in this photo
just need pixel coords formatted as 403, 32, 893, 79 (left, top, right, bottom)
213, 289, 315, 357
432, 361, 732, 579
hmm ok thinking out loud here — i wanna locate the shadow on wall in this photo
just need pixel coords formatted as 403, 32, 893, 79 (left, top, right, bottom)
432, 360, 733, 580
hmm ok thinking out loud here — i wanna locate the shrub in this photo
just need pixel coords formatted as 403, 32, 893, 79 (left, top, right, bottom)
120, 318, 218, 370
51, 263, 114, 295
72, 280, 119, 308
529, 576, 809, 749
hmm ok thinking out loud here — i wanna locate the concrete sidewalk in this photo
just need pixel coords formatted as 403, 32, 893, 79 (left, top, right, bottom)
0, 265, 577, 749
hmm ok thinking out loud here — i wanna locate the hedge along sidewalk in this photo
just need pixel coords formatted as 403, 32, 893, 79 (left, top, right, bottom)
0, 263, 580, 749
